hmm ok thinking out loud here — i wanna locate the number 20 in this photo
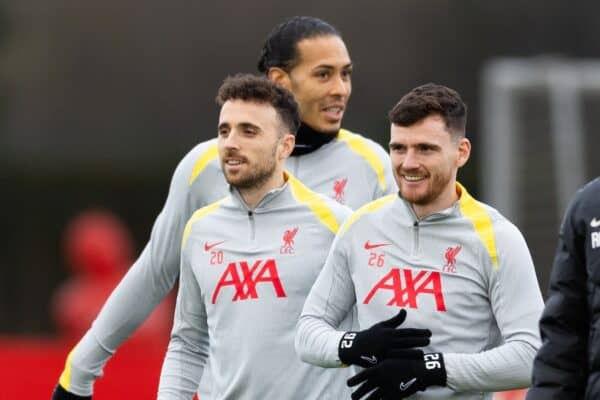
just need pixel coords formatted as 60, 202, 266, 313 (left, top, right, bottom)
210, 251, 223, 265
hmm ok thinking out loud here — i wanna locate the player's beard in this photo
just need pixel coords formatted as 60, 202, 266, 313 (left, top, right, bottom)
223, 144, 278, 191
397, 166, 454, 206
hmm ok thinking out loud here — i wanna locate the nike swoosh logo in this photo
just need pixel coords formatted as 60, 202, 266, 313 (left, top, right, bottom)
364, 241, 391, 250
591, 218, 600, 228
204, 241, 226, 251
360, 355, 378, 365
399, 377, 417, 391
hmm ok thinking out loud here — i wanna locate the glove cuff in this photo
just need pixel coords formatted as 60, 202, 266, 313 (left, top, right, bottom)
423, 352, 447, 387
52, 384, 92, 400
338, 331, 359, 365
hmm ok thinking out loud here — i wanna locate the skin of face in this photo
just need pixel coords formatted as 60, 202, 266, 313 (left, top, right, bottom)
268, 35, 353, 134
217, 99, 295, 207
389, 114, 471, 218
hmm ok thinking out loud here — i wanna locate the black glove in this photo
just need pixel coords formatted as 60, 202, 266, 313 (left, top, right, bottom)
347, 350, 447, 399
51, 384, 92, 400
338, 309, 431, 368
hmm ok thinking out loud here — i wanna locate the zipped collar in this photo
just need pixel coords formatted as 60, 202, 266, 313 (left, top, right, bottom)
398, 182, 470, 222
229, 171, 295, 212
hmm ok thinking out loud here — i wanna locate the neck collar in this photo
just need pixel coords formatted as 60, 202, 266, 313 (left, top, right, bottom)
291, 123, 339, 156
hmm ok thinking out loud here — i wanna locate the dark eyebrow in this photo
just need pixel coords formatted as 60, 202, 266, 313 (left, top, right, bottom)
313, 62, 353, 71
239, 122, 261, 131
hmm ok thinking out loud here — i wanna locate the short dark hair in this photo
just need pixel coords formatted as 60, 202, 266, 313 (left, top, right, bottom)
388, 83, 467, 137
257, 16, 341, 73
216, 73, 300, 135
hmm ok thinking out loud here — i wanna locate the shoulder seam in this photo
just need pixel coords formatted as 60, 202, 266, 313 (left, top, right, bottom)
288, 175, 341, 234
341, 194, 396, 235
337, 129, 388, 192
458, 183, 499, 269
181, 197, 226, 249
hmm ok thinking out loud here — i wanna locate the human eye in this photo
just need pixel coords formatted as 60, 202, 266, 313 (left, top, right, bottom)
389, 143, 406, 153
315, 70, 330, 80
418, 144, 437, 153
242, 125, 259, 136
218, 126, 229, 137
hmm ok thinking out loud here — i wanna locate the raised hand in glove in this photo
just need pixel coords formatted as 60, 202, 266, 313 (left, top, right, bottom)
52, 384, 92, 400
338, 309, 431, 368
347, 350, 447, 399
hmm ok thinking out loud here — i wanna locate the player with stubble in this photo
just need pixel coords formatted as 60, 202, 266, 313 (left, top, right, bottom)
296, 83, 544, 399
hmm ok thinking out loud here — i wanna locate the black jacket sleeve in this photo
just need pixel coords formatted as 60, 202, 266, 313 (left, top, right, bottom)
527, 178, 600, 399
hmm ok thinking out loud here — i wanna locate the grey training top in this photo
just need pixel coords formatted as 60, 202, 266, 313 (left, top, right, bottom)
296, 184, 544, 399
57, 129, 396, 396
158, 174, 352, 399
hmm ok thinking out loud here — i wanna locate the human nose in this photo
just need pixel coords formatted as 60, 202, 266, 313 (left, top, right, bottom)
220, 130, 240, 151
402, 149, 420, 170
330, 74, 351, 98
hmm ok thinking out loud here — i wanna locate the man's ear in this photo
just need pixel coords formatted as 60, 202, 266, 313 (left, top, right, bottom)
456, 137, 471, 168
268, 67, 291, 90
279, 133, 295, 159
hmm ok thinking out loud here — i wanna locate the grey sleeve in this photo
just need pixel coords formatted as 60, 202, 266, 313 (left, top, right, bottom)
158, 241, 209, 399
444, 223, 544, 392
295, 232, 356, 368
58, 152, 196, 395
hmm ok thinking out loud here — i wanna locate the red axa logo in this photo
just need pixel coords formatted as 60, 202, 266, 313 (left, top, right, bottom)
280, 227, 299, 254
443, 245, 462, 273
333, 178, 348, 204
363, 267, 446, 312
212, 258, 286, 304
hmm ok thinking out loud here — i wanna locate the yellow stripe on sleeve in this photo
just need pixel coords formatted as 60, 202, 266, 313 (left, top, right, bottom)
338, 129, 387, 192
188, 143, 219, 185
181, 199, 225, 249
58, 343, 79, 390
288, 174, 340, 234
341, 194, 396, 235
457, 183, 499, 269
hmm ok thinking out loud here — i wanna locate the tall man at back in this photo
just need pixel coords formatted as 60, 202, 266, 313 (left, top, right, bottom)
52, 16, 396, 399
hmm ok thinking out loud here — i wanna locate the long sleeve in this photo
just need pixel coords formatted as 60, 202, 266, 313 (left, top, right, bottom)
295, 233, 356, 367
527, 194, 589, 399
57, 149, 198, 395
444, 222, 544, 392
158, 240, 209, 399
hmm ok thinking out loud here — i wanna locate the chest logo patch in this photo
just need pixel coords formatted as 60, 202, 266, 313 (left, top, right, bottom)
280, 227, 299, 254
333, 178, 348, 204
364, 241, 391, 250
204, 240, 226, 252
442, 245, 462, 273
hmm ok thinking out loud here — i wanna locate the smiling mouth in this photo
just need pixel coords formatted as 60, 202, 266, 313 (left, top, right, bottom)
322, 105, 344, 113
403, 174, 426, 182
